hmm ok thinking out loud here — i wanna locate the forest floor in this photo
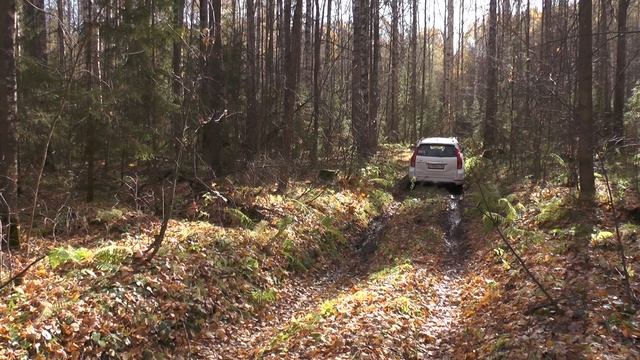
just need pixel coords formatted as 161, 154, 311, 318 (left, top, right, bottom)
1, 145, 640, 359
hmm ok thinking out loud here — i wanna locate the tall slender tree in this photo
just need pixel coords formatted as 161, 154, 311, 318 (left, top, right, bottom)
83, 0, 98, 202
57, 0, 65, 67
612, 0, 630, 140
282, 0, 303, 161
577, 0, 595, 200
410, 0, 418, 141
172, 0, 185, 148
369, 0, 380, 151
0, 0, 19, 248
246, 0, 258, 156
201, 0, 226, 170
443, 0, 454, 133
322, 0, 334, 155
352, 0, 371, 157
484, 0, 498, 150
596, 0, 611, 135
387, 0, 399, 142
311, 0, 321, 165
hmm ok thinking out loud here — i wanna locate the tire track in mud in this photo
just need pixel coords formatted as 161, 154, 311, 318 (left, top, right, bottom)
422, 193, 468, 359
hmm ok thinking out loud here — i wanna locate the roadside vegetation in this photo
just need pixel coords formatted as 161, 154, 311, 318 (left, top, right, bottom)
0, 146, 408, 358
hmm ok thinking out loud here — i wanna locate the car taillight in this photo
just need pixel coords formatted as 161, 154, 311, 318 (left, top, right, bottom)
455, 148, 463, 169
410, 147, 417, 167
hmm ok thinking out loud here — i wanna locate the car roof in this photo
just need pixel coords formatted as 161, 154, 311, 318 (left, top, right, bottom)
418, 137, 458, 145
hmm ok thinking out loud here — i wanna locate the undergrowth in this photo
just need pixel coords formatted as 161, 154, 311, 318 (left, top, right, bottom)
0, 145, 411, 358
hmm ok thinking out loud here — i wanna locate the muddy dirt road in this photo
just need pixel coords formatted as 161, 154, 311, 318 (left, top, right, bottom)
194, 186, 469, 359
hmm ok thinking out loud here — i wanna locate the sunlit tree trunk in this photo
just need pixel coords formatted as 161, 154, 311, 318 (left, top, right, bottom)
443, 0, 454, 134
409, 0, 418, 141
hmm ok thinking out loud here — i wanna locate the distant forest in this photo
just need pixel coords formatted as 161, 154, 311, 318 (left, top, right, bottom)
2, 0, 640, 216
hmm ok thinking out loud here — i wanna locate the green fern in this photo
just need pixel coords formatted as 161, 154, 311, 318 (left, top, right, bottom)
225, 208, 255, 229
48, 246, 92, 269
93, 245, 132, 271
498, 198, 518, 224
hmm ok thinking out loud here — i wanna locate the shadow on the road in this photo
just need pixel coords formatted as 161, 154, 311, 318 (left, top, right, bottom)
393, 175, 464, 197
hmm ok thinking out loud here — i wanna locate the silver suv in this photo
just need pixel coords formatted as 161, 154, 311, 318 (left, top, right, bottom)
409, 137, 464, 189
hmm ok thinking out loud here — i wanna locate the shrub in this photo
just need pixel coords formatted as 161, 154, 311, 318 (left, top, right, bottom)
535, 197, 570, 226
48, 246, 93, 269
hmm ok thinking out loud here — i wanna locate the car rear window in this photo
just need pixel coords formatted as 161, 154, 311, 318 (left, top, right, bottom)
417, 144, 456, 157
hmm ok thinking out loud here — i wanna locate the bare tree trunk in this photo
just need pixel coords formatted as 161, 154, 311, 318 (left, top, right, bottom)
57, 0, 65, 68
322, 0, 333, 155
262, 0, 275, 152
304, 0, 313, 85
419, 0, 428, 135
443, 0, 454, 134
352, 0, 370, 157
311, 0, 321, 165
613, 0, 630, 140
387, 0, 399, 142
0, 0, 19, 249
484, 0, 498, 151
172, 0, 184, 149
410, 0, 418, 142
455, 0, 464, 133
596, 0, 611, 136
83, 0, 98, 202
246, 0, 258, 156
282, 0, 303, 161
532, 0, 552, 179
369, 0, 380, 152
201, 0, 226, 170
577, 0, 595, 200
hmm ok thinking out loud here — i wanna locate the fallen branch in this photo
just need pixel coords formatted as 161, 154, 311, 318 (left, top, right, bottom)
0, 254, 46, 291
137, 146, 182, 265
476, 184, 560, 312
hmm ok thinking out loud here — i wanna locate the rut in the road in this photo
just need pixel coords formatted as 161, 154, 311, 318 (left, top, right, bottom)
423, 194, 468, 358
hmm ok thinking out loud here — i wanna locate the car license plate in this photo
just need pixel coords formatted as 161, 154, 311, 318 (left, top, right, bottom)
427, 163, 445, 169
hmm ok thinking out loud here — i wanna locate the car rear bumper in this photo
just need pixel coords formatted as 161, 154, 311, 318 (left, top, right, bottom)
409, 167, 464, 185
